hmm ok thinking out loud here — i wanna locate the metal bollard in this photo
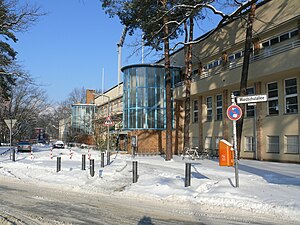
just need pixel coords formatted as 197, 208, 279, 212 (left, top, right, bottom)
82, 154, 86, 170
12, 148, 16, 162
133, 161, 138, 183
185, 163, 191, 187
107, 151, 111, 165
99, 169, 103, 178
90, 159, 95, 177
101, 152, 105, 168
57, 157, 61, 172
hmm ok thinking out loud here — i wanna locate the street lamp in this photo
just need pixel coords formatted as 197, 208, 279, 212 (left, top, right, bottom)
94, 93, 111, 152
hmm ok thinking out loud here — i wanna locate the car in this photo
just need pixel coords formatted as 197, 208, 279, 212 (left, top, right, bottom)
17, 141, 32, 152
80, 144, 88, 149
53, 140, 64, 149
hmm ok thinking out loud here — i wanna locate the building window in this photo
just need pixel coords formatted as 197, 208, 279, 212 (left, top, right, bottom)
207, 60, 220, 70
267, 136, 279, 153
216, 95, 222, 121
193, 100, 199, 123
244, 136, 255, 152
246, 87, 255, 117
262, 41, 270, 48
279, 33, 289, 42
205, 137, 212, 150
213, 60, 220, 67
123, 65, 181, 130
285, 78, 298, 114
232, 90, 240, 97
270, 37, 279, 45
228, 50, 243, 62
228, 55, 235, 62
261, 29, 299, 49
291, 29, 299, 38
232, 88, 255, 117
235, 51, 242, 59
267, 82, 279, 115
285, 135, 299, 154
206, 96, 212, 121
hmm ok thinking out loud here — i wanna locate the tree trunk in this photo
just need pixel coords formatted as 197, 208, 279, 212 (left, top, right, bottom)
163, 1, 172, 161
237, 3, 256, 159
183, 17, 194, 150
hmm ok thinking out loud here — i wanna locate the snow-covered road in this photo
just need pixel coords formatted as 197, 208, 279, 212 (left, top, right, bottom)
0, 176, 291, 225
0, 145, 299, 224
0, 176, 204, 224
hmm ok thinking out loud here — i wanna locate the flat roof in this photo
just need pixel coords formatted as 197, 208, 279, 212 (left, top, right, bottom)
121, 63, 181, 72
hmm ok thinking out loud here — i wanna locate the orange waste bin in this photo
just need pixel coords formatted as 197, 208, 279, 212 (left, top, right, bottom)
219, 139, 234, 167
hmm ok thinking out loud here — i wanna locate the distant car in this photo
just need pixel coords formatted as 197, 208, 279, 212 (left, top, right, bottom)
80, 144, 88, 149
17, 141, 32, 152
53, 141, 64, 149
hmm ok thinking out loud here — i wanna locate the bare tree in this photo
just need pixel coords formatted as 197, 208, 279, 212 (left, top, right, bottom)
54, 86, 86, 122
237, 1, 257, 158
66, 86, 86, 105
2, 78, 49, 141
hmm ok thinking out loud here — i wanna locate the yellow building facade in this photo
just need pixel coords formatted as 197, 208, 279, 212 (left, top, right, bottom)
169, 0, 300, 162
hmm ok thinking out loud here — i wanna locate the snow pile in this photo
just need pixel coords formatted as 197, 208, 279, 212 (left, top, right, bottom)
0, 145, 299, 223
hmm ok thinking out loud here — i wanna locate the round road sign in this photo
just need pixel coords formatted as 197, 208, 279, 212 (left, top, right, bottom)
227, 104, 242, 121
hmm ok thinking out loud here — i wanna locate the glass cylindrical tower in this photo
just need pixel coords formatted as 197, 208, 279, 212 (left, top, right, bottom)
122, 64, 181, 130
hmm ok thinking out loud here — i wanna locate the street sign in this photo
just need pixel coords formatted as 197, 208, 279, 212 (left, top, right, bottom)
4, 119, 17, 161
4, 119, 17, 130
104, 116, 114, 126
236, 94, 267, 104
227, 105, 242, 121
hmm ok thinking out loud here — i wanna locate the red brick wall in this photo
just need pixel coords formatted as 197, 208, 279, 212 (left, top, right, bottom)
86, 89, 95, 104
128, 129, 183, 155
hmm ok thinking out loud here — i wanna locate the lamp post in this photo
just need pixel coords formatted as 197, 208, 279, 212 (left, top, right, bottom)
95, 93, 111, 152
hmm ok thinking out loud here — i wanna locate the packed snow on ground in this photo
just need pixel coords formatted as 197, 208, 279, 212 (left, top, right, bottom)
0, 145, 299, 223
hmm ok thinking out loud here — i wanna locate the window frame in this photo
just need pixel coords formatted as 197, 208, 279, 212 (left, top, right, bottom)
205, 136, 213, 150
232, 87, 255, 117
261, 29, 299, 49
291, 29, 299, 38
284, 77, 298, 114
285, 135, 299, 154
206, 96, 213, 122
244, 136, 255, 152
216, 94, 222, 121
246, 87, 255, 117
193, 99, 199, 123
267, 136, 280, 153
267, 81, 279, 115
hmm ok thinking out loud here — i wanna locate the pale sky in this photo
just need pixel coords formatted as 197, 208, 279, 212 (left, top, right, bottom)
15, 0, 144, 102
14, 0, 221, 103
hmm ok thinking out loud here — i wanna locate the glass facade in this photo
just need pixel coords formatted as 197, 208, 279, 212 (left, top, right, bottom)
71, 104, 96, 134
122, 64, 181, 130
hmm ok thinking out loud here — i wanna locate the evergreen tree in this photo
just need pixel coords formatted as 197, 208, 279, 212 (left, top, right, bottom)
0, 0, 42, 100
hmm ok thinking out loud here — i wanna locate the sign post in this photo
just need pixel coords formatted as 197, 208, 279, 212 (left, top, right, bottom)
104, 116, 114, 152
227, 96, 242, 188
4, 119, 17, 160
